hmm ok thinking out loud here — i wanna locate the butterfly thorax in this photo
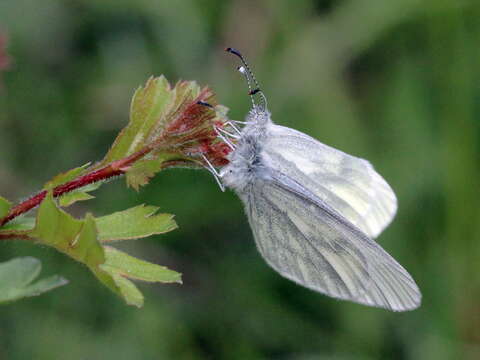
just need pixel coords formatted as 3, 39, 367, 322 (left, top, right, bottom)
220, 109, 273, 193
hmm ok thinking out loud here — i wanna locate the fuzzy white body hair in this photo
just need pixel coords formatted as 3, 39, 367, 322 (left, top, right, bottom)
220, 108, 273, 193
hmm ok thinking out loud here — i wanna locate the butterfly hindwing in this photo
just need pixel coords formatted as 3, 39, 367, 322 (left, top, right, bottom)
243, 171, 420, 311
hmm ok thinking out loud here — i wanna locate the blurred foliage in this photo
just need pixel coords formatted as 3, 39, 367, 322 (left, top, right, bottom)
0, 257, 67, 304
0, 0, 479, 359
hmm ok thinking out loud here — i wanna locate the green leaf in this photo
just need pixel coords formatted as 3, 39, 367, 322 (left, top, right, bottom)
125, 158, 165, 191
29, 192, 180, 307
0, 217, 35, 240
2, 217, 35, 231
72, 213, 106, 265
32, 193, 105, 265
102, 246, 182, 283
125, 154, 191, 191
59, 182, 101, 207
59, 192, 95, 207
44, 163, 91, 190
101, 76, 176, 164
32, 191, 84, 247
0, 257, 68, 304
0, 195, 11, 218
96, 205, 177, 242
31, 194, 121, 300
106, 272, 144, 307
97, 246, 182, 307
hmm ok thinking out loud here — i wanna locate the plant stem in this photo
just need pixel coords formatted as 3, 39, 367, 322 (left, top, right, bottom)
0, 233, 33, 241
0, 144, 191, 228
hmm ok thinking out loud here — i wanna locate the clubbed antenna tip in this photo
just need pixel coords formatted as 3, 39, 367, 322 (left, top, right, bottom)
224, 46, 268, 111
225, 47, 242, 59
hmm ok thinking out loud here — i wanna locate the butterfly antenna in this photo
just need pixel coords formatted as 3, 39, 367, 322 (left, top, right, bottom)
225, 47, 268, 111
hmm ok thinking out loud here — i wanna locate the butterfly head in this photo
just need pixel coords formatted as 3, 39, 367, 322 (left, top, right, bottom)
211, 47, 272, 192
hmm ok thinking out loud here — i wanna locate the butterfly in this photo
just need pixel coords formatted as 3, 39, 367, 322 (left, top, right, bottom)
202, 48, 421, 311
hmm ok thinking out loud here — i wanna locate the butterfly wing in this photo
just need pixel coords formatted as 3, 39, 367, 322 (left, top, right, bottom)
242, 171, 420, 311
262, 124, 397, 239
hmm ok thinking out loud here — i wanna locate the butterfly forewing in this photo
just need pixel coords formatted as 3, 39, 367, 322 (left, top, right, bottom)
262, 124, 397, 239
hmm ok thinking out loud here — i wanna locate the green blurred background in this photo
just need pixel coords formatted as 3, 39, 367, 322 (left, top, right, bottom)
1, 0, 479, 359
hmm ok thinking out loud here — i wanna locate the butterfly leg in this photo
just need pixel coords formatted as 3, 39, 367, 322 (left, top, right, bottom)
216, 126, 240, 139
224, 121, 242, 135
213, 126, 236, 150
201, 154, 225, 192
230, 120, 248, 125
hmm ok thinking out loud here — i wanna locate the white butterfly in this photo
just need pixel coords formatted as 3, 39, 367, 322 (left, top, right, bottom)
203, 48, 421, 311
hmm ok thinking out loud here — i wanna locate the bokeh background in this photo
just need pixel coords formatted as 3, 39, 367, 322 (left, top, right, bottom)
1, 0, 479, 359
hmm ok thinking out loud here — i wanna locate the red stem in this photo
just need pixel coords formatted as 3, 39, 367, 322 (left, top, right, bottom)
0, 233, 32, 241
0, 144, 187, 228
